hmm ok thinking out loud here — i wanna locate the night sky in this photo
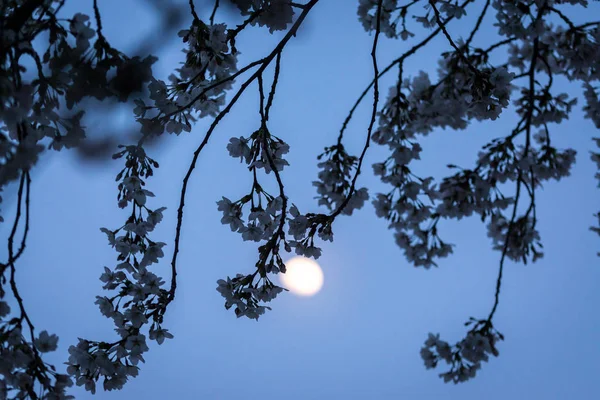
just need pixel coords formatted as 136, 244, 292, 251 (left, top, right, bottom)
2, 0, 599, 398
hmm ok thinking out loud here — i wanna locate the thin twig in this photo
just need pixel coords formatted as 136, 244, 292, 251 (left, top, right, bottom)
12, 173, 31, 265
549, 6, 575, 30
258, 78, 288, 264
210, 0, 219, 25
93, 0, 106, 43
329, 0, 383, 219
429, 0, 479, 75
160, 59, 265, 121
265, 52, 282, 120
483, 37, 516, 54
2, 173, 26, 279
488, 33, 541, 322
189, 0, 200, 22
465, 0, 490, 48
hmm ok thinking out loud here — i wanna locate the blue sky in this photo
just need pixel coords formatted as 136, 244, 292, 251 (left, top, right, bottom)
2, 0, 600, 398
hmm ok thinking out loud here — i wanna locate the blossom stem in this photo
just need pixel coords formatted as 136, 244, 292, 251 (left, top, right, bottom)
169, 0, 321, 303
488, 21, 541, 321
465, 0, 490, 48
329, 0, 384, 219
209, 0, 219, 25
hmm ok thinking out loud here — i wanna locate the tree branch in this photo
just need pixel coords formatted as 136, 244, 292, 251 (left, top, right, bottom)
167, 0, 321, 304
329, 0, 383, 219
337, 0, 473, 146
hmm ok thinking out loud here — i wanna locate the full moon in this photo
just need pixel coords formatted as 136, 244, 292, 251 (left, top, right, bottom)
279, 256, 324, 296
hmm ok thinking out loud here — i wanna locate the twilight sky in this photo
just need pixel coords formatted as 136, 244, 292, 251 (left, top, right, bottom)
2, 0, 600, 398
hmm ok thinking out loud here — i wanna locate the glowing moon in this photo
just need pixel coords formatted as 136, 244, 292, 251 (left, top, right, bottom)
280, 256, 324, 296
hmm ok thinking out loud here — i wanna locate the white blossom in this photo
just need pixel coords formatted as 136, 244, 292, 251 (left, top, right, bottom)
34, 331, 59, 353
149, 327, 174, 345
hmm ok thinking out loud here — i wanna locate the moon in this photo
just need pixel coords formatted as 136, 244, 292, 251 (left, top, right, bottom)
279, 256, 324, 296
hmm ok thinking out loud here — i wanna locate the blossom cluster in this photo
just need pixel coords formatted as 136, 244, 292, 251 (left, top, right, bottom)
227, 128, 290, 173
287, 205, 334, 258
215, 196, 333, 319
225, 130, 334, 257
313, 144, 369, 215
0, 6, 156, 223
363, 0, 598, 273
350, 0, 599, 383
216, 127, 292, 319
366, 61, 516, 265
216, 274, 285, 320
217, 126, 338, 318
66, 145, 172, 394
135, 20, 238, 136
217, 195, 284, 245
229, 0, 295, 33
0, 300, 73, 398
420, 319, 504, 384
357, 0, 466, 40
1, 3, 158, 397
